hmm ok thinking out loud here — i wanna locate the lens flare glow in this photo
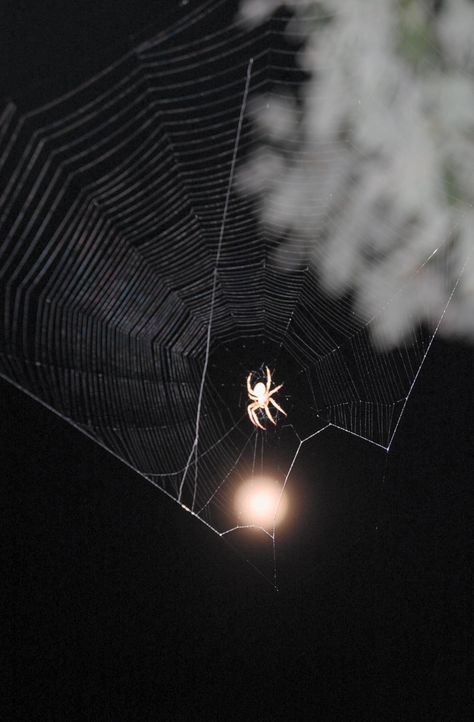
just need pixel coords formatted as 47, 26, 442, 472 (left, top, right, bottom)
234, 476, 288, 529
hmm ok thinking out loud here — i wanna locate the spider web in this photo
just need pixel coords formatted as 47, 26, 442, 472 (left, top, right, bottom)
0, 0, 464, 586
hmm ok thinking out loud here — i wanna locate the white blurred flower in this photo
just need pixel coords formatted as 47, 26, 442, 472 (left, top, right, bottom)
238, 0, 474, 346
238, 0, 283, 27
436, 0, 474, 72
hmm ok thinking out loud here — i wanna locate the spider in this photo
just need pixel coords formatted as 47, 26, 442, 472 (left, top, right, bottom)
246, 366, 287, 430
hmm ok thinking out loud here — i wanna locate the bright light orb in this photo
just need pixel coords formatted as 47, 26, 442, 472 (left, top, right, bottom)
234, 476, 288, 529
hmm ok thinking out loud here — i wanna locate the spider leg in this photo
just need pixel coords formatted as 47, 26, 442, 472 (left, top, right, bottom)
248, 403, 265, 430
248, 390, 258, 400
265, 366, 272, 392
247, 373, 254, 396
268, 383, 283, 397
264, 404, 277, 425
247, 404, 256, 426
270, 397, 287, 416
252, 410, 266, 430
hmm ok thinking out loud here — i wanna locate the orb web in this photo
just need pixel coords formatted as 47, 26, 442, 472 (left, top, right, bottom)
0, 0, 465, 586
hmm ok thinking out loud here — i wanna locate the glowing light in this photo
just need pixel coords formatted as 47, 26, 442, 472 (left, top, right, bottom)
234, 476, 288, 529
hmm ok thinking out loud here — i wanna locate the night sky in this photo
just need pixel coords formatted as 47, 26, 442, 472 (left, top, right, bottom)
3, 1, 473, 719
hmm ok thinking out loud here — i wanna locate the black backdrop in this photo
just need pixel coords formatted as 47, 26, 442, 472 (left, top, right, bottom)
3, 1, 473, 718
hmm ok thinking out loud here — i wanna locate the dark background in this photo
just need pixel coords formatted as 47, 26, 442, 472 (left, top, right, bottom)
3, 1, 473, 719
